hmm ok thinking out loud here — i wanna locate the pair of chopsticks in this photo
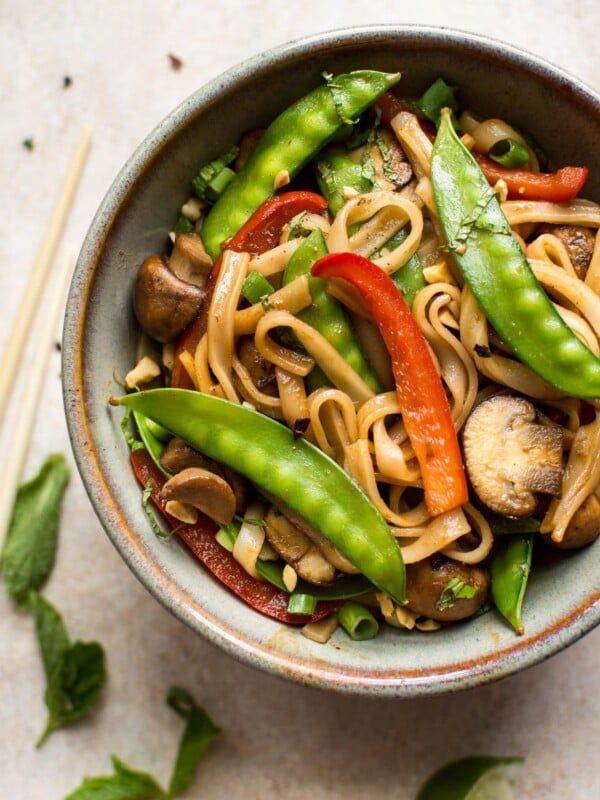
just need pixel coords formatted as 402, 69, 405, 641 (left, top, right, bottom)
0, 129, 92, 549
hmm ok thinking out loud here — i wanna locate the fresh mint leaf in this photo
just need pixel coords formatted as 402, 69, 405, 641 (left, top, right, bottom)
167, 686, 220, 796
30, 593, 106, 746
1, 453, 69, 609
64, 755, 168, 800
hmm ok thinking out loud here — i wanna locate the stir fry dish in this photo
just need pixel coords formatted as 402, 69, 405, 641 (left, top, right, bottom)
112, 70, 600, 643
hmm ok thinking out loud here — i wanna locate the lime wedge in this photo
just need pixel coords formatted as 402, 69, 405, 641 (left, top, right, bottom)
417, 756, 524, 800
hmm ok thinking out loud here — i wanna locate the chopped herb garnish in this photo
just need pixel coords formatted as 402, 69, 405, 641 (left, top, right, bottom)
436, 577, 478, 612
63, 75, 72, 88
22, 138, 35, 151
142, 480, 172, 538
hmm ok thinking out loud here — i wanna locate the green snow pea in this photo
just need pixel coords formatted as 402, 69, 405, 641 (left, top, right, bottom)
431, 108, 600, 398
382, 228, 427, 309
283, 227, 381, 393
112, 388, 406, 604
200, 70, 401, 260
490, 534, 533, 635
316, 156, 426, 309
315, 152, 373, 216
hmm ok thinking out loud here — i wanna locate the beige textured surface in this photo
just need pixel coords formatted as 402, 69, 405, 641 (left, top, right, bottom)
1, 2, 599, 797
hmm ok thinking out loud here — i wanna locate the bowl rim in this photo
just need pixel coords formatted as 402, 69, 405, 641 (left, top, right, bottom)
63, 23, 600, 697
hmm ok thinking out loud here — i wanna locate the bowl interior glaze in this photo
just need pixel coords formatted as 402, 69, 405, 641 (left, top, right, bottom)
63, 25, 600, 696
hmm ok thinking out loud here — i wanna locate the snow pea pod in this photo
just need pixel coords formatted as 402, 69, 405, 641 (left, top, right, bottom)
283, 227, 381, 393
431, 109, 600, 399
490, 533, 533, 635
200, 70, 401, 260
112, 388, 406, 604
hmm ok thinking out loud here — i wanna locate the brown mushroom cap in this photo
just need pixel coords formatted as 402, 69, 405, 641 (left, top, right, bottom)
405, 555, 490, 622
538, 224, 595, 280
169, 232, 213, 287
542, 493, 600, 550
160, 437, 248, 513
160, 467, 236, 527
264, 508, 336, 585
133, 254, 204, 343
463, 394, 563, 517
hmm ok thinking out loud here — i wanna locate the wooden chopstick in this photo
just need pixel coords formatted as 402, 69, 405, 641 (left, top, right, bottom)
0, 247, 78, 548
0, 128, 92, 425
0, 129, 91, 549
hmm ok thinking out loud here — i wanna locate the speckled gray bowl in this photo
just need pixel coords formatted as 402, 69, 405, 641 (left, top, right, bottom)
63, 25, 600, 696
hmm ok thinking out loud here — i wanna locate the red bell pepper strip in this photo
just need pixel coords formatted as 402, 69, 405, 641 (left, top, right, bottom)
472, 153, 589, 202
311, 252, 468, 517
130, 448, 333, 625
171, 190, 328, 388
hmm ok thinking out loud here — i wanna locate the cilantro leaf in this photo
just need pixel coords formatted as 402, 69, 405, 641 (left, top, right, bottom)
64, 755, 168, 800
167, 686, 220, 795
30, 593, 106, 746
1, 453, 69, 609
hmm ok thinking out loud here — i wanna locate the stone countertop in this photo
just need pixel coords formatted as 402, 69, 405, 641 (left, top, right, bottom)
1, 2, 599, 797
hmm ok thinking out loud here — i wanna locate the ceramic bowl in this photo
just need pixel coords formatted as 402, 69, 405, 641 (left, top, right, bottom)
63, 25, 600, 696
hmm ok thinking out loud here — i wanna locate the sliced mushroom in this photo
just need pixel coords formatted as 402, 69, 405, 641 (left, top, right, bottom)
133, 254, 205, 343
160, 467, 236, 526
463, 394, 563, 517
236, 336, 278, 396
405, 555, 490, 622
169, 232, 213, 287
160, 437, 248, 513
538, 224, 595, 280
542, 493, 600, 550
264, 508, 336, 586
261, 491, 359, 574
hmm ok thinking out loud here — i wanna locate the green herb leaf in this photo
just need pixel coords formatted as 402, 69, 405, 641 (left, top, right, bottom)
30, 593, 106, 746
436, 577, 478, 612
142, 481, 174, 539
1, 454, 69, 609
167, 686, 220, 796
64, 754, 168, 800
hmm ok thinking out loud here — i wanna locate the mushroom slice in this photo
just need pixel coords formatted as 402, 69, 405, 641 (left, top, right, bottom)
463, 395, 563, 517
261, 491, 359, 574
160, 467, 236, 527
160, 437, 248, 513
169, 232, 213, 287
542, 493, 600, 550
264, 508, 336, 586
133, 254, 205, 343
538, 224, 595, 280
405, 555, 490, 622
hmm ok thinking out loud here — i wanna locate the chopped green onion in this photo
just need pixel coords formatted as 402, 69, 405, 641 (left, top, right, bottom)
215, 521, 240, 552
287, 593, 318, 616
417, 78, 459, 127
205, 166, 236, 202
488, 137, 530, 168
192, 146, 239, 203
241, 270, 274, 304
338, 602, 379, 640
